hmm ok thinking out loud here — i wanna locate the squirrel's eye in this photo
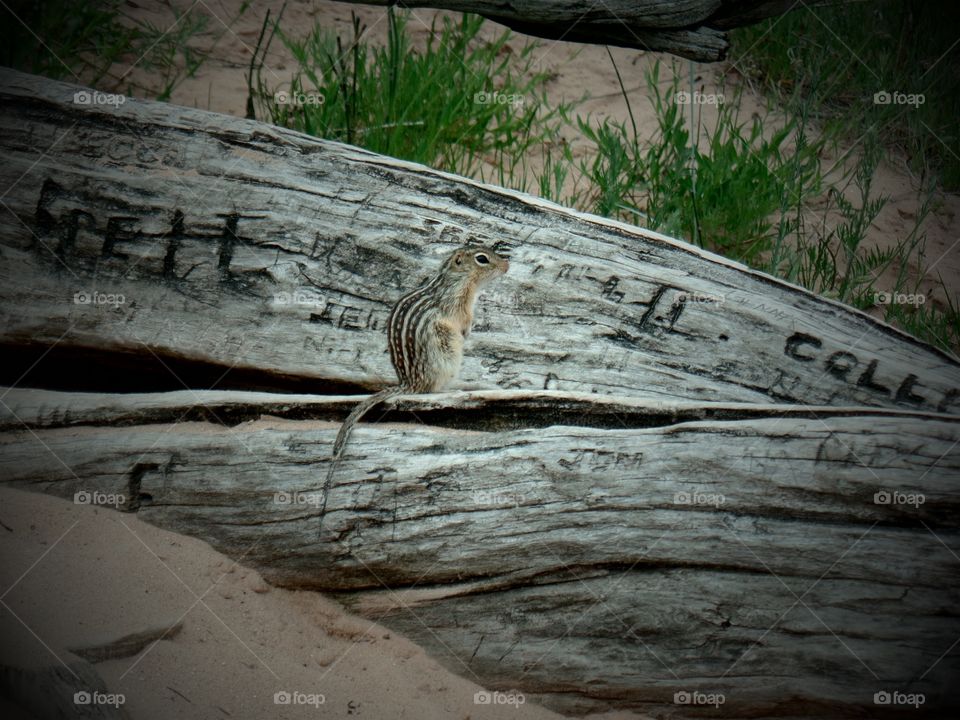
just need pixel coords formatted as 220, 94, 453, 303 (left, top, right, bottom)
474, 253, 489, 265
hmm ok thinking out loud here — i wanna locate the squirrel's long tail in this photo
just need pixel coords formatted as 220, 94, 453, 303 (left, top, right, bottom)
318, 386, 405, 537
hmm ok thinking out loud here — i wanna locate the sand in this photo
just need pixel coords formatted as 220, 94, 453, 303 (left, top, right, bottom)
1, 486, 645, 719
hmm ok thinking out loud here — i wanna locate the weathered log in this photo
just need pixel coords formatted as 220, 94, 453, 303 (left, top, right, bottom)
0, 68, 957, 415
2, 69, 959, 717
335, 1, 804, 62
1, 388, 958, 715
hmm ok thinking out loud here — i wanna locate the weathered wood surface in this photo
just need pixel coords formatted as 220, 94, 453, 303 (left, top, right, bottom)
1, 68, 958, 416
1, 388, 958, 715
2, 70, 959, 717
336, 0, 803, 61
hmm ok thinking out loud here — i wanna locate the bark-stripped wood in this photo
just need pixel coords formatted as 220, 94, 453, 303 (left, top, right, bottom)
1, 389, 958, 716
334, 1, 804, 61
2, 70, 959, 717
0, 68, 957, 416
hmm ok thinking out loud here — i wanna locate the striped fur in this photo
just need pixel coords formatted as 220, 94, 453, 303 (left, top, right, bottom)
318, 246, 508, 537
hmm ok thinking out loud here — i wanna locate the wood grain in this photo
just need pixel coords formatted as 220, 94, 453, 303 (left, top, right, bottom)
0, 68, 957, 416
2, 388, 957, 715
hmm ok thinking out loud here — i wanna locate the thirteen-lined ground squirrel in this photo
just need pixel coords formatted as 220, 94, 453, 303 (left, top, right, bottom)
319, 245, 510, 535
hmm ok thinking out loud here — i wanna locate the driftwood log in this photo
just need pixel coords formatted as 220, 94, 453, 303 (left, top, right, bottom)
1, 68, 959, 718
337, 0, 806, 61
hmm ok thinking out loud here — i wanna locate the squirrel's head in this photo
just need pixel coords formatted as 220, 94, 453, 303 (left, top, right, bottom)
442, 246, 509, 287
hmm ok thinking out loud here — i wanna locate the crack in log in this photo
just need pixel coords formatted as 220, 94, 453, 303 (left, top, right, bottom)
323, 557, 957, 598
0, 341, 365, 395
5, 376, 957, 436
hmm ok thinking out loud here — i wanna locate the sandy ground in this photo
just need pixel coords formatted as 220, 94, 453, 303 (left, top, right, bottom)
0, 486, 643, 719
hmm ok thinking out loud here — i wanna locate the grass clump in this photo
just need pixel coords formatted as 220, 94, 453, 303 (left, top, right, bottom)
729, 0, 960, 349
577, 63, 824, 269
731, 0, 960, 190
574, 59, 957, 351
1, 0, 246, 100
251, 8, 571, 187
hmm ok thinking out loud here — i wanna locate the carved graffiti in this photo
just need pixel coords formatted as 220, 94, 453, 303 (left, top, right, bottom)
784, 331, 957, 413
33, 179, 268, 288
558, 448, 644, 471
